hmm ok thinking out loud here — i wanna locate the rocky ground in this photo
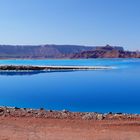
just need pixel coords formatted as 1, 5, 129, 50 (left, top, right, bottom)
0, 107, 140, 140
0, 107, 139, 120
0, 65, 110, 71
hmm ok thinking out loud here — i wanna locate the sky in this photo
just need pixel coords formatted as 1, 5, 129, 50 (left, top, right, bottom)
0, 0, 139, 50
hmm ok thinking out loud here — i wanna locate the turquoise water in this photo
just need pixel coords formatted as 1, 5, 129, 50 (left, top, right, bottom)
0, 59, 140, 113
0, 59, 139, 67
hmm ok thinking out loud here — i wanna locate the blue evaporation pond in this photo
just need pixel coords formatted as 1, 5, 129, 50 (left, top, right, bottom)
0, 59, 140, 113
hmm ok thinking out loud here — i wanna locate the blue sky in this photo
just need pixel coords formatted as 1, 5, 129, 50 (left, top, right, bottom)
0, 0, 139, 50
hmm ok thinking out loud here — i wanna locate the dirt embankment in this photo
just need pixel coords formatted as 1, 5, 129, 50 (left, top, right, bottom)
0, 107, 140, 140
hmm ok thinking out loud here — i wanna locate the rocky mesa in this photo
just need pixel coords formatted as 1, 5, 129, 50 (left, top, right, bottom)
0, 44, 139, 59
72, 45, 140, 58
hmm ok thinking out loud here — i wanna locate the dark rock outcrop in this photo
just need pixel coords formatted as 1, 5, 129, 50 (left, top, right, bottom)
0, 65, 111, 71
72, 45, 140, 58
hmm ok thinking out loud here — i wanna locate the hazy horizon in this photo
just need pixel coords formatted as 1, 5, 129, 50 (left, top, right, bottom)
0, 0, 140, 51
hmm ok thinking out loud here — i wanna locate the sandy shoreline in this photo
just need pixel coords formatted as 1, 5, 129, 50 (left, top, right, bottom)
0, 106, 139, 120
0, 107, 140, 140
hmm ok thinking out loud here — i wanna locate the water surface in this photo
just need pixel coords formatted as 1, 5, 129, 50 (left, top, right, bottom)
0, 59, 140, 113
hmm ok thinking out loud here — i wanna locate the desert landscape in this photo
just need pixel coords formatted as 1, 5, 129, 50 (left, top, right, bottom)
0, 0, 140, 139
0, 107, 140, 140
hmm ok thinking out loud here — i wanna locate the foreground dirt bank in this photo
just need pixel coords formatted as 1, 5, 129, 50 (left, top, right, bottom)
0, 117, 140, 140
0, 107, 140, 140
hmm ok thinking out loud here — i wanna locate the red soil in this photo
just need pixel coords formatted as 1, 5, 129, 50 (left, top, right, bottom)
0, 117, 140, 140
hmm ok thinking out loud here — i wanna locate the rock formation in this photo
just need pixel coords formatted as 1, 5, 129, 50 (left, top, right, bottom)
72, 45, 140, 58
0, 44, 139, 59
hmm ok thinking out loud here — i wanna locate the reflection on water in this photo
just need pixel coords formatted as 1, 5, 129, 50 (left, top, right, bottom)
0, 70, 74, 76
0, 71, 45, 76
